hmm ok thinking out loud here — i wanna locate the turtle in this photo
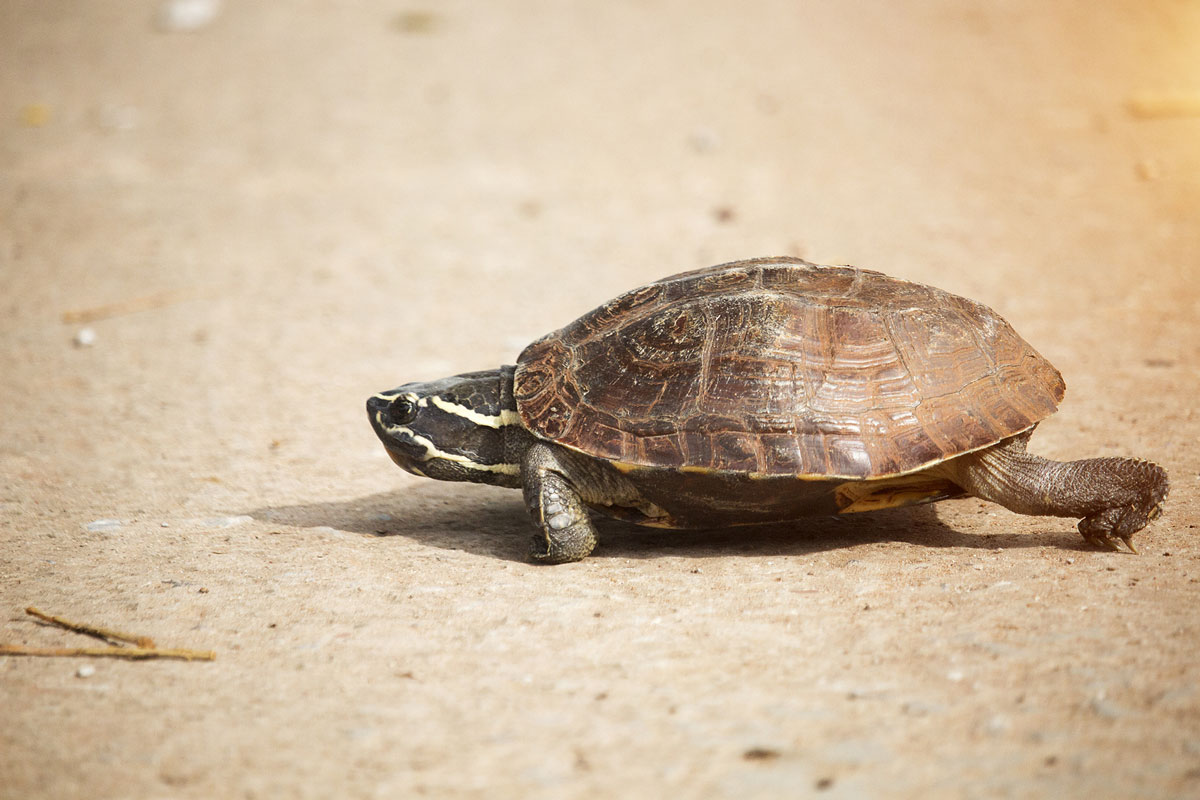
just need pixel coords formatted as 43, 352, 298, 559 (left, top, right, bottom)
367, 257, 1169, 563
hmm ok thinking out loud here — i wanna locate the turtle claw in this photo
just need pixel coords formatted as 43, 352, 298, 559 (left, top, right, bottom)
1078, 504, 1155, 555
1078, 527, 1133, 554
529, 523, 596, 564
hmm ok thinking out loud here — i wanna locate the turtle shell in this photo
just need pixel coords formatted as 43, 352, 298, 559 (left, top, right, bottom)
514, 257, 1065, 479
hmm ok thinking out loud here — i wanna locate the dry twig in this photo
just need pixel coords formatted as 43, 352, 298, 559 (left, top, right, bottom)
25, 606, 156, 648
61, 288, 202, 325
0, 644, 215, 661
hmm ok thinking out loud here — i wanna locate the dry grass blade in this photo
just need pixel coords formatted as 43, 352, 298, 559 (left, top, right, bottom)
0, 644, 215, 661
61, 288, 204, 324
25, 606, 157, 648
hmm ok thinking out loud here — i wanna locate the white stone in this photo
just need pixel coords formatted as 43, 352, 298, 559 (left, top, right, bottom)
158, 0, 221, 32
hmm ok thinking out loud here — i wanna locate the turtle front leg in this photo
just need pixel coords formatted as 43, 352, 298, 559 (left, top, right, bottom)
520, 442, 598, 563
945, 431, 1169, 553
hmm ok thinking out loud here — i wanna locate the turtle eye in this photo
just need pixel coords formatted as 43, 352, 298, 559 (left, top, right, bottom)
389, 396, 417, 425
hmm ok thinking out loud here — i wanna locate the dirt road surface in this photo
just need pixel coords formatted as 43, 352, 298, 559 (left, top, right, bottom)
2, 2, 1198, 797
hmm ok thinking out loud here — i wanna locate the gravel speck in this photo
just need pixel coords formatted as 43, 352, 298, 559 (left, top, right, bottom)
158, 0, 221, 32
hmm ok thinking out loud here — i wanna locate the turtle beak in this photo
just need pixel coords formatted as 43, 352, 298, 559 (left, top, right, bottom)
366, 392, 400, 435
366, 394, 390, 416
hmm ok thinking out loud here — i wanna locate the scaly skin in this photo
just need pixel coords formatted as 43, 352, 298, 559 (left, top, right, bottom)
941, 431, 1169, 553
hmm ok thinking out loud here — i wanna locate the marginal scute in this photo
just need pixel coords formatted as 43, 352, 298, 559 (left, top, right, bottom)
514, 257, 1066, 479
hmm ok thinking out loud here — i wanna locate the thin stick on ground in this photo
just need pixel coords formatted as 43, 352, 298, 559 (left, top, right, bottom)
0, 644, 215, 661
25, 606, 156, 648
61, 288, 205, 325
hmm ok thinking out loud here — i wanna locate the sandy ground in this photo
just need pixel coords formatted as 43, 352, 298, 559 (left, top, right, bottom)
2, 1, 1199, 797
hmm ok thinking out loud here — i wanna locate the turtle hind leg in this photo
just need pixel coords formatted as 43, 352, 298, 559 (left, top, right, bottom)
521, 443, 598, 563
943, 432, 1169, 553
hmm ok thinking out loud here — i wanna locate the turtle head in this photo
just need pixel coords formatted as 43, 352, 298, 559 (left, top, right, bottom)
367, 366, 525, 487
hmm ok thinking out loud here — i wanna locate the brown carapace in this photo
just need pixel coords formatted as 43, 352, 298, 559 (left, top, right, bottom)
516, 257, 1064, 479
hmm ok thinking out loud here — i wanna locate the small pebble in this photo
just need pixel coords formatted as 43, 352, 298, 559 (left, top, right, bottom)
73, 328, 96, 348
76, 664, 96, 678
742, 747, 781, 761
199, 515, 252, 528
160, 522, 170, 528
983, 714, 1011, 735
1090, 697, 1126, 719
157, 0, 221, 32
